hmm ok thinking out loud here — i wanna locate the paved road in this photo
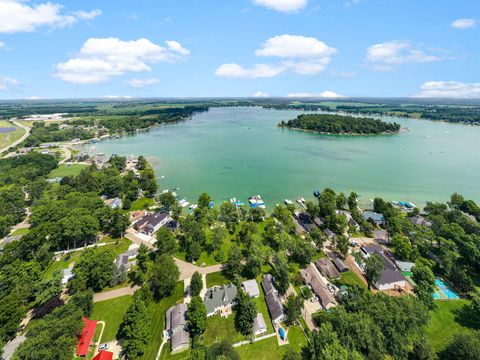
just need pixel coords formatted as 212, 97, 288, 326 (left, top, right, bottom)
174, 257, 223, 280
0, 120, 30, 154
94, 286, 139, 302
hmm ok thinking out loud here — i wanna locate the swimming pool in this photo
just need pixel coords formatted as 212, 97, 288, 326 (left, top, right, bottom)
433, 278, 459, 300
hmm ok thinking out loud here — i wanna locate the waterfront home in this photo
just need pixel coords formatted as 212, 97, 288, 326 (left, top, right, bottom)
362, 211, 385, 226
315, 258, 340, 279
300, 265, 336, 310
134, 212, 171, 235
294, 211, 316, 233
253, 313, 267, 336
324, 228, 336, 239
373, 229, 389, 244
129, 210, 148, 223
360, 245, 407, 291
336, 210, 360, 231
333, 258, 349, 273
107, 197, 122, 209
408, 215, 432, 227
204, 284, 238, 317
166, 303, 189, 353
115, 247, 138, 271
261, 274, 284, 324
314, 216, 325, 227
242, 279, 260, 298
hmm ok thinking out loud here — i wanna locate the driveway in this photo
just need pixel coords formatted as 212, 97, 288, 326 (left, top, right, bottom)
174, 257, 223, 280
94, 286, 139, 302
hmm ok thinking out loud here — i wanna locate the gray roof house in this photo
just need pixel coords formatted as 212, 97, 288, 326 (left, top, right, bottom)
204, 284, 238, 317
324, 228, 336, 239
300, 266, 336, 310
166, 303, 189, 353
408, 215, 432, 227
362, 211, 385, 225
333, 258, 349, 273
261, 274, 284, 324
315, 258, 340, 279
360, 245, 406, 291
261, 274, 275, 295
115, 248, 138, 271
373, 229, 389, 244
294, 212, 316, 233
134, 212, 171, 235
242, 279, 260, 298
253, 313, 267, 336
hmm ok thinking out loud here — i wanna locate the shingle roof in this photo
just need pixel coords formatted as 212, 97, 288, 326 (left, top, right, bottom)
300, 266, 335, 309
242, 279, 260, 298
265, 291, 284, 321
203, 284, 237, 315
315, 258, 340, 279
261, 274, 275, 295
166, 303, 188, 332
253, 313, 267, 333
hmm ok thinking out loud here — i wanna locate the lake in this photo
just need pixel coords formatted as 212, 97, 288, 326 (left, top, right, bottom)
86, 106, 480, 208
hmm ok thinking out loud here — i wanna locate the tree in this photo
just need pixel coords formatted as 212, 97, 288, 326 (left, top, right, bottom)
190, 271, 203, 297
249, 207, 265, 222
206, 340, 240, 360
134, 244, 150, 283
118, 295, 150, 359
348, 191, 358, 211
219, 202, 239, 233
108, 155, 127, 171
69, 290, 94, 317
139, 169, 157, 197
187, 240, 202, 263
283, 349, 302, 360
210, 226, 227, 253
111, 265, 127, 287
391, 235, 418, 261
155, 227, 178, 256
364, 254, 384, 290
108, 209, 129, 238
441, 331, 480, 360
70, 247, 116, 292
158, 192, 176, 208
412, 265, 436, 310
336, 192, 347, 210
187, 296, 207, 338
198, 192, 212, 209
318, 188, 337, 217
235, 291, 257, 337
136, 155, 148, 170
226, 245, 243, 280
334, 235, 350, 258
284, 294, 304, 325
272, 254, 290, 296
309, 227, 326, 250
148, 254, 179, 300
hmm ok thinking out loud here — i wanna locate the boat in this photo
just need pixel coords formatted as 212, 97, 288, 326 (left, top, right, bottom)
284, 199, 293, 205
249, 195, 266, 209
313, 190, 320, 197
179, 199, 190, 208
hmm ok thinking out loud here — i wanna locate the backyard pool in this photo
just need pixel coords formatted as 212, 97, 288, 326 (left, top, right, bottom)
433, 278, 459, 300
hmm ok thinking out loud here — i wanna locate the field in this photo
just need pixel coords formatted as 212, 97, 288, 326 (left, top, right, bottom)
0, 120, 26, 150
10, 227, 30, 236
129, 197, 155, 211
91, 295, 133, 342
425, 300, 474, 351
48, 164, 87, 178
335, 270, 367, 289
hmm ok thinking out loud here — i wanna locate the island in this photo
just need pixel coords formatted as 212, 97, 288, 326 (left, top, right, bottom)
278, 113, 401, 135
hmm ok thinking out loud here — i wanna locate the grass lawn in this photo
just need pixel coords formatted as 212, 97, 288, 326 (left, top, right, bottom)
335, 270, 367, 289
199, 314, 244, 347
129, 197, 155, 211
48, 164, 87, 178
43, 250, 82, 279
206, 272, 230, 288
99, 236, 132, 255
10, 227, 30, 236
426, 299, 472, 351
91, 295, 133, 342
0, 120, 26, 149
253, 277, 274, 334
141, 282, 185, 360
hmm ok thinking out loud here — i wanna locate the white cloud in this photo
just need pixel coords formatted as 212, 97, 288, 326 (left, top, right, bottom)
215, 63, 284, 79
366, 40, 443, 71
0, 76, 20, 90
54, 37, 190, 84
216, 34, 336, 79
417, 81, 480, 98
0, 0, 101, 33
451, 18, 477, 29
0, 41, 4, 48
253, 91, 269, 97
286, 91, 344, 98
25, 96, 43, 100
252, 0, 307, 13
125, 78, 160, 88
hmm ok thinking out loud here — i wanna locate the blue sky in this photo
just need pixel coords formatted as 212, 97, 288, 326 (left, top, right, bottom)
0, 0, 479, 99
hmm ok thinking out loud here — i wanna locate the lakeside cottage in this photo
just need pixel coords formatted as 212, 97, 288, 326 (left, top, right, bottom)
336, 210, 360, 230
261, 274, 285, 324
300, 265, 337, 310
315, 258, 340, 279
362, 211, 385, 226
294, 211, 316, 233
165, 303, 189, 353
204, 284, 238, 317
408, 215, 432, 227
134, 212, 171, 235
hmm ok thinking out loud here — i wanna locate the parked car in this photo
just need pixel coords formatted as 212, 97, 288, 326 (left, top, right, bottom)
99, 344, 109, 351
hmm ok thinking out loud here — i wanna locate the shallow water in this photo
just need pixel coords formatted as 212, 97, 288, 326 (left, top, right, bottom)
86, 107, 480, 208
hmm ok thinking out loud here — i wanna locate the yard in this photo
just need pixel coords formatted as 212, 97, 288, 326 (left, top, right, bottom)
0, 120, 26, 150
91, 295, 133, 342
129, 197, 155, 211
199, 314, 244, 347
335, 270, 367, 289
206, 271, 230, 288
48, 164, 87, 178
425, 299, 473, 351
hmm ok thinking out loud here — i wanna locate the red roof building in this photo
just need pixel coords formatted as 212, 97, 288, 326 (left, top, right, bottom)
76, 318, 97, 356
92, 350, 113, 360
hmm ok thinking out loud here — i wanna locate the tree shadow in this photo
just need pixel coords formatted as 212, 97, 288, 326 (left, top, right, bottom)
454, 303, 480, 330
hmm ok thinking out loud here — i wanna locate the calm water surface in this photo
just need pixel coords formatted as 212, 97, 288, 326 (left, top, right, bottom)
86, 107, 480, 208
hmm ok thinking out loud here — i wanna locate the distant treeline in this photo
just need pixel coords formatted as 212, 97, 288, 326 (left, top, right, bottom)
279, 113, 401, 135
23, 122, 95, 147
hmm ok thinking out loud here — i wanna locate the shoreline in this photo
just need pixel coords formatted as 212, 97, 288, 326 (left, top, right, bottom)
278, 125, 405, 136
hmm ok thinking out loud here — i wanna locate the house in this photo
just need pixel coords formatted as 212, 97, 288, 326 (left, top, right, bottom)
115, 247, 138, 271
242, 279, 260, 298
314, 216, 325, 227
333, 258, 349, 273
315, 258, 340, 279
360, 245, 407, 291
362, 211, 385, 225
373, 229, 389, 244
395, 260, 415, 273
62, 265, 75, 284
92, 351, 113, 360
166, 303, 189, 353
300, 266, 336, 310
261, 274, 284, 324
204, 284, 238, 317
108, 197, 122, 209
129, 210, 148, 223
134, 212, 171, 235
408, 215, 432, 227
294, 211, 316, 233
336, 210, 359, 230
253, 313, 267, 336
324, 228, 336, 239
76, 318, 97, 356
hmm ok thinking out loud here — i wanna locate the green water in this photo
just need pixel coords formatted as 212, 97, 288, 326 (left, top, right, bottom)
87, 106, 480, 208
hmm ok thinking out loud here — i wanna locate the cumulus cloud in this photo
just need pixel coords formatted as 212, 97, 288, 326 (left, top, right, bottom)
54, 37, 190, 84
451, 18, 477, 29
286, 91, 344, 98
366, 40, 443, 71
216, 34, 336, 79
25, 96, 43, 100
0, 76, 20, 91
417, 81, 480, 98
253, 91, 269, 97
252, 0, 307, 13
0, 0, 101, 33
124, 78, 160, 88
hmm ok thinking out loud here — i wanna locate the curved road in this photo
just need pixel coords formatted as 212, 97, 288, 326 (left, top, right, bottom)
0, 120, 30, 154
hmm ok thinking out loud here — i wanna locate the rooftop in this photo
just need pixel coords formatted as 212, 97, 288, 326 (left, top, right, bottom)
242, 279, 260, 298
204, 284, 238, 315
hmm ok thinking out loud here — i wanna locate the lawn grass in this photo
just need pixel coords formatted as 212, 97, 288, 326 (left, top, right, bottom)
99, 236, 132, 256
48, 164, 87, 178
141, 282, 185, 360
199, 314, 244, 347
91, 295, 133, 342
335, 270, 367, 289
425, 300, 472, 351
43, 250, 82, 279
0, 120, 26, 149
206, 272, 230, 288
253, 277, 274, 334
10, 227, 30, 236
129, 197, 155, 211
